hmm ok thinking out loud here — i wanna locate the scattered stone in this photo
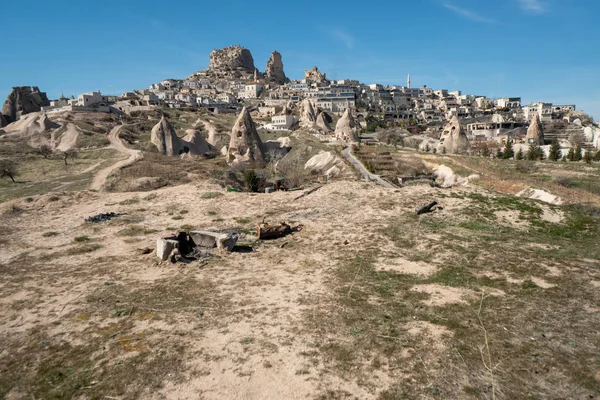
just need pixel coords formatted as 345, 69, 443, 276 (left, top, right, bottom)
189, 230, 239, 251
85, 212, 123, 223
437, 116, 470, 154
156, 238, 179, 261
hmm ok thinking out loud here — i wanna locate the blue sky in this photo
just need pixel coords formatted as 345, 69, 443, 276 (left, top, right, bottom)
1, 0, 598, 118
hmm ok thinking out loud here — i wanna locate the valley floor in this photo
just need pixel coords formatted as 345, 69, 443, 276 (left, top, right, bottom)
0, 177, 599, 399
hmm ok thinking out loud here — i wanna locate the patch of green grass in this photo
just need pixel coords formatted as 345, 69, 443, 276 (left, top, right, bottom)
119, 198, 140, 206
171, 215, 184, 220
180, 224, 193, 231
42, 231, 59, 237
66, 244, 101, 255
233, 217, 252, 224
207, 211, 217, 216
201, 192, 224, 199
117, 225, 158, 237
73, 236, 90, 242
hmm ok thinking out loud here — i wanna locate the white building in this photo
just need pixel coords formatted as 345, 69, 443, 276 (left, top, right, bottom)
265, 115, 296, 131
523, 102, 553, 122
496, 97, 521, 109
77, 91, 109, 107
242, 82, 264, 99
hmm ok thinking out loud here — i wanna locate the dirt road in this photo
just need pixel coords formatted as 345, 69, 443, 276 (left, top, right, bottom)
89, 125, 142, 191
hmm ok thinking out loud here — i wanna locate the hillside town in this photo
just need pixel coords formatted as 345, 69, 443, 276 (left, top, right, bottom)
7, 45, 596, 158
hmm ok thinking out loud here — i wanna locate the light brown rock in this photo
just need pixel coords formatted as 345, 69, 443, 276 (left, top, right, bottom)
182, 129, 212, 155
265, 51, 287, 85
304, 66, 328, 84
227, 107, 265, 168
437, 116, 470, 154
151, 116, 184, 156
315, 111, 332, 132
526, 114, 544, 145
1, 86, 50, 123
298, 99, 317, 127
208, 45, 255, 77
335, 109, 358, 143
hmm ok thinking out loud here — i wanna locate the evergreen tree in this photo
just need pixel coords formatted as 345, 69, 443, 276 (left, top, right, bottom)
527, 143, 539, 161
538, 148, 545, 160
548, 139, 561, 161
516, 148, 524, 160
496, 148, 503, 159
481, 146, 490, 158
574, 144, 583, 161
594, 150, 600, 162
567, 147, 576, 161
425, 143, 430, 153
502, 141, 515, 159
583, 149, 592, 164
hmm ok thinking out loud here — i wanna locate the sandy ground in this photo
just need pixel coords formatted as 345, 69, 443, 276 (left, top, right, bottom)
90, 125, 142, 191
55, 123, 80, 152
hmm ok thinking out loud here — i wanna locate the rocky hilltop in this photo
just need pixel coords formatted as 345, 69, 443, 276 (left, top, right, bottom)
207, 45, 256, 78
1, 86, 50, 123
265, 51, 287, 85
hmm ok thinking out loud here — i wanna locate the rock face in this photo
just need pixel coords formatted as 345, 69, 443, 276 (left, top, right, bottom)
437, 117, 470, 154
526, 114, 544, 145
227, 107, 265, 168
151, 117, 212, 157
335, 109, 358, 143
304, 66, 328, 83
0, 113, 7, 128
298, 99, 317, 127
208, 45, 255, 77
265, 51, 287, 85
315, 111, 332, 132
151, 116, 184, 156
182, 129, 212, 155
1, 86, 50, 123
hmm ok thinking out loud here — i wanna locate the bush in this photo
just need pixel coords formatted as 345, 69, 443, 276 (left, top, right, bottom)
515, 161, 537, 174
201, 192, 224, 199
242, 170, 260, 192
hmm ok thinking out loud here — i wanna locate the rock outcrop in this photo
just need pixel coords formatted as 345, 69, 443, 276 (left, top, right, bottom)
265, 51, 287, 85
1, 86, 50, 123
182, 129, 212, 155
335, 109, 358, 143
208, 45, 256, 78
437, 117, 470, 154
315, 111, 332, 132
304, 66, 328, 84
0, 113, 7, 128
151, 116, 185, 156
151, 117, 212, 157
298, 99, 317, 127
525, 114, 544, 145
227, 107, 265, 168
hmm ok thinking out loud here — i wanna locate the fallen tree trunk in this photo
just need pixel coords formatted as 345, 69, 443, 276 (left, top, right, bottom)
257, 222, 292, 240
416, 201, 438, 215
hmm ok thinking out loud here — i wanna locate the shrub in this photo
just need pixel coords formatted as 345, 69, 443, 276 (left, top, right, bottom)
201, 192, 224, 199
74, 236, 90, 242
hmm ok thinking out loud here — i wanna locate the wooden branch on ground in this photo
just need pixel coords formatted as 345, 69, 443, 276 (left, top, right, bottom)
416, 201, 438, 215
293, 185, 322, 201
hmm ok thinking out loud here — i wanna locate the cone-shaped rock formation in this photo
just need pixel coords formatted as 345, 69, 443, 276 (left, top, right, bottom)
227, 107, 265, 168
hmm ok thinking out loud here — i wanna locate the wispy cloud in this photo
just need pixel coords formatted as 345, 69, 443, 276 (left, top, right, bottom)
330, 29, 355, 50
516, 0, 547, 13
443, 3, 497, 23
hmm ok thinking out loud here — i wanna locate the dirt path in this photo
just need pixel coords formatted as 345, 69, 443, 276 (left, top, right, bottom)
89, 125, 142, 191
341, 147, 396, 188
55, 123, 80, 152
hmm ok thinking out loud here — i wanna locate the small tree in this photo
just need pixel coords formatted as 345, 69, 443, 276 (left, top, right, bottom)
242, 169, 260, 192
502, 141, 514, 159
594, 150, 600, 162
516, 148, 524, 160
567, 147, 576, 161
424, 143, 431, 153
63, 149, 78, 165
583, 149, 592, 164
574, 144, 583, 161
0, 160, 18, 183
548, 139, 561, 161
496, 148, 503, 159
38, 145, 52, 159
527, 143, 539, 161
481, 146, 490, 158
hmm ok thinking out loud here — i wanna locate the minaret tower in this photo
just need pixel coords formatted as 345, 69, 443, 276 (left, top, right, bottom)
407, 73, 411, 89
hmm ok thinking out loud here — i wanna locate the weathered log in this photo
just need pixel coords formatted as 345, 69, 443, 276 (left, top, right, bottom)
257, 222, 292, 240
294, 185, 322, 201
416, 201, 438, 215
